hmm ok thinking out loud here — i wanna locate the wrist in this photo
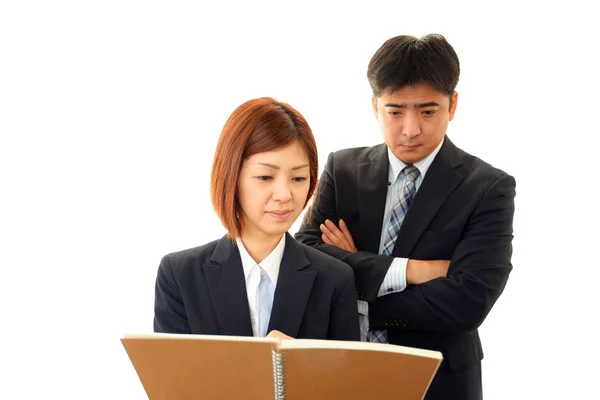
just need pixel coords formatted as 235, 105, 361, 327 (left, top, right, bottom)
406, 259, 417, 285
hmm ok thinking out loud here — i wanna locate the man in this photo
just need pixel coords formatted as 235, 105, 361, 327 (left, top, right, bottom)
295, 34, 515, 400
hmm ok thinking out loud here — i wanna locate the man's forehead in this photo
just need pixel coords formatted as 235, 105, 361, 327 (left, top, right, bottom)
378, 85, 449, 107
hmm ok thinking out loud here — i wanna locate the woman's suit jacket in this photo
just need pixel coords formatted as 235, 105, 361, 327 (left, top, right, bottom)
154, 232, 360, 341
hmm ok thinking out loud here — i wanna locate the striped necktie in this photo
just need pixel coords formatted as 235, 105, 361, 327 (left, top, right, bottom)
361, 165, 420, 343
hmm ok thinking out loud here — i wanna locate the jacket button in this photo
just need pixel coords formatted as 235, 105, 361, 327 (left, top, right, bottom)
356, 291, 364, 299
401, 319, 408, 327
384, 319, 391, 327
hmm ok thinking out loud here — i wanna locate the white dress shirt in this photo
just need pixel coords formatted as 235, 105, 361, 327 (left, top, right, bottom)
236, 235, 285, 337
358, 138, 444, 316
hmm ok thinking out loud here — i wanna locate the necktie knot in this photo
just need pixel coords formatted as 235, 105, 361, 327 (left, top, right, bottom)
259, 266, 270, 285
402, 165, 420, 183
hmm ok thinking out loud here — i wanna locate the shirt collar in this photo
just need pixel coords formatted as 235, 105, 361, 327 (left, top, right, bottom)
236, 234, 285, 285
387, 137, 445, 183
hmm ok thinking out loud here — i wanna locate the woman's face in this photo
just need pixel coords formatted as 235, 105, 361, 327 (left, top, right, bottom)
237, 141, 310, 242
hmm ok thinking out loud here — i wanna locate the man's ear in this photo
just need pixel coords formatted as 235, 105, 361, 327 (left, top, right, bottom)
371, 96, 378, 119
449, 91, 458, 121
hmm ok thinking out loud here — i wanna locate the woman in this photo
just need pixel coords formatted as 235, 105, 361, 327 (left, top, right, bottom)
153, 97, 359, 341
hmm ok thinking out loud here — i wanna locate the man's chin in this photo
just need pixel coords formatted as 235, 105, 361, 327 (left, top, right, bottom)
392, 148, 424, 164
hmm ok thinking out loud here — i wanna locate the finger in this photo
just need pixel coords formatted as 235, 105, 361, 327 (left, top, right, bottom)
319, 222, 328, 234
338, 219, 356, 247
266, 330, 293, 340
325, 219, 349, 245
321, 223, 353, 252
320, 225, 340, 246
321, 232, 334, 245
266, 329, 281, 337
320, 223, 340, 246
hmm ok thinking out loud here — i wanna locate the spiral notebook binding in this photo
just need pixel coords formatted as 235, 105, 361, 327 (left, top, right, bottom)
272, 348, 287, 400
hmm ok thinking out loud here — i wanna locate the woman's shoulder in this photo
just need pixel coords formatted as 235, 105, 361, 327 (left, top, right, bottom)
160, 238, 222, 270
292, 240, 353, 276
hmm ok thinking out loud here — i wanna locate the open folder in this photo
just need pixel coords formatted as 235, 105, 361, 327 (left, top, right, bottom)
121, 333, 442, 400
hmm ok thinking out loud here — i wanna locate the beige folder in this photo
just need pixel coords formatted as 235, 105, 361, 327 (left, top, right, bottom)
121, 333, 442, 399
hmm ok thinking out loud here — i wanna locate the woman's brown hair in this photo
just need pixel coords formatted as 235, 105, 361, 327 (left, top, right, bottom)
210, 97, 318, 241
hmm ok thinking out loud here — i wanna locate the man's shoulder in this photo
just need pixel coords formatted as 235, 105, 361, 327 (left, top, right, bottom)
445, 145, 517, 202
447, 139, 513, 182
332, 143, 385, 158
460, 149, 513, 182
329, 143, 386, 166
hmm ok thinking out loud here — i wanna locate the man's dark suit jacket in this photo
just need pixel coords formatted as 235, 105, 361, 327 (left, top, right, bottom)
295, 137, 516, 400
154, 232, 360, 341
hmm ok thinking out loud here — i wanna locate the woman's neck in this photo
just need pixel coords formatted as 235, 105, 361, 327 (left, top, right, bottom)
239, 231, 284, 264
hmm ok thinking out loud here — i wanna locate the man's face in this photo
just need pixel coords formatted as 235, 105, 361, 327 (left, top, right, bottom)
372, 83, 458, 164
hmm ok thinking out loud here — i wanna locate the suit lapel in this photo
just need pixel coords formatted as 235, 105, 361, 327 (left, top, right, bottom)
268, 233, 316, 338
392, 137, 464, 256
357, 144, 389, 254
204, 236, 253, 336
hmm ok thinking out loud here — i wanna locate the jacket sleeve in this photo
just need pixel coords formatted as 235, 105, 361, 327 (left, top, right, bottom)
153, 255, 191, 333
369, 174, 516, 331
327, 265, 360, 341
296, 151, 394, 303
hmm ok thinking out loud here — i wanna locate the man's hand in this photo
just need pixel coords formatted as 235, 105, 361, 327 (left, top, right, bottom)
406, 259, 451, 285
320, 219, 357, 253
266, 330, 294, 340
319, 219, 449, 284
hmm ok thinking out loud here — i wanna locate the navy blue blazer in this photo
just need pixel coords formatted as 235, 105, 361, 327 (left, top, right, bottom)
154, 232, 360, 341
295, 137, 516, 400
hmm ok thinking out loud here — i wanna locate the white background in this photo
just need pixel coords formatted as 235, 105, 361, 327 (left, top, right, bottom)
1, 1, 598, 399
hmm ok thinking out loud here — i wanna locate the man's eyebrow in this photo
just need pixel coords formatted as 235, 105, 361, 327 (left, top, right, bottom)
416, 101, 440, 108
384, 101, 440, 108
384, 103, 407, 108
